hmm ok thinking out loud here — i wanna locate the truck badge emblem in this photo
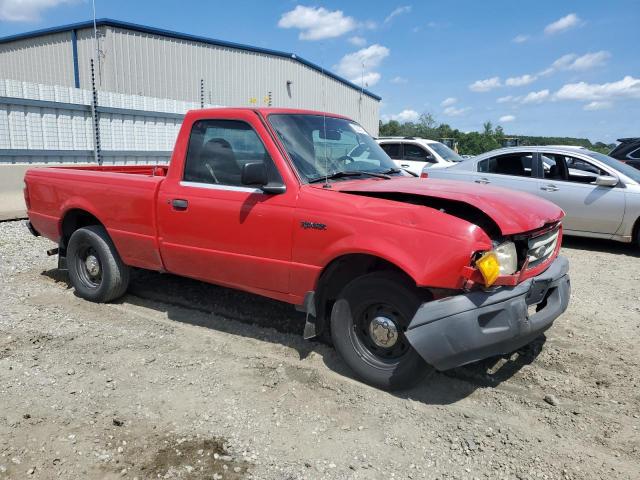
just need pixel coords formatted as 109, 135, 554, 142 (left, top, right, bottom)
300, 221, 327, 231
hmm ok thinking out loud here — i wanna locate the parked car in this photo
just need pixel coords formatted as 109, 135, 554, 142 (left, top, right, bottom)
24, 108, 570, 390
376, 137, 462, 175
609, 137, 640, 170
425, 146, 640, 247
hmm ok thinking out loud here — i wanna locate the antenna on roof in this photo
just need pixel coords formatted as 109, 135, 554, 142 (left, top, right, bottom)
321, 46, 330, 189
358, 61, 365, 122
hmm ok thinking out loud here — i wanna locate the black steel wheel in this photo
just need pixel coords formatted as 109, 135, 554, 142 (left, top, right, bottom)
67, 225, 130, 303
331, 271, 432, 390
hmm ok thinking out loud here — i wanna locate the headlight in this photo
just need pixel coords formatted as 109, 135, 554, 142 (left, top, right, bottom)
475, 241, 517, 286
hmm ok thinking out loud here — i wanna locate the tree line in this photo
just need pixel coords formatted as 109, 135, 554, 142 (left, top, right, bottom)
378, 114, 614, 156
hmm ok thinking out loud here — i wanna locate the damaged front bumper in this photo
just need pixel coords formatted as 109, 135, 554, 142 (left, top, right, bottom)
405, 256, 570, 371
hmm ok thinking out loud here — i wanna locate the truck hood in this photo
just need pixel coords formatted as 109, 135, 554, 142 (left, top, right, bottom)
327, 177, 564, 235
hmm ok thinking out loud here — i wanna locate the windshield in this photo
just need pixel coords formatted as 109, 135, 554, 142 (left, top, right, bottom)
587, 151, 640, 183
267, 114, 398, 182
429, 142, 464, 162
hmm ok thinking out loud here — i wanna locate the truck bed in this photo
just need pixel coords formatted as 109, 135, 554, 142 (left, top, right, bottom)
25, 164, 168, 271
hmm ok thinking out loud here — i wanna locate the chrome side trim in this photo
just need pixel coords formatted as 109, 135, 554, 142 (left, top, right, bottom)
179, 181, 262, 194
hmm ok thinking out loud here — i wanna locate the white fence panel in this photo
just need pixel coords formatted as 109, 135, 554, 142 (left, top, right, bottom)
0, 79, 219, 164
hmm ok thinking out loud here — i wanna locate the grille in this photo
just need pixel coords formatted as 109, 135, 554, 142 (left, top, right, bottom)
526, 226, 560, 268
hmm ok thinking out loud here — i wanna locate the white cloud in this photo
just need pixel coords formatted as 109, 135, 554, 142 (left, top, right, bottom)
584, 101, 613, 111
513, 34, 530, 43
544, 13, 581, 35
0, 0, 76, 21
555, 76, 640, 101
443, 106, 471, 117
278, 6, 356, 40
505, 74, 537, 87
382, 109, 420, 123
499, 115, 516, 122
497, 95, 518, 103
521, 89, 550, 104
348, 36, 367, 46
540, 51, 610, 77
568, 51, 611, 71
336, 44, 390, 87
441, 97, 457, 107
390, 76, 408, 84
360, 72, 381, 86
469, 77, 502, 92
384, 5, 412, 23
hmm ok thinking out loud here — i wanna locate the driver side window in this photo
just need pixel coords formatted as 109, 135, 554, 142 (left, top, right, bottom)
183, 120, 270, 187
542, 154, 607, 184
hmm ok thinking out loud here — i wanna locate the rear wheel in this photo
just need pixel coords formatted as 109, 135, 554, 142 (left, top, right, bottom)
331, 271, 432, 390
67, 226, 130, 302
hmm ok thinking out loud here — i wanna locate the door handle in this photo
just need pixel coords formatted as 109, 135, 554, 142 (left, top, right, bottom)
540, 184, 559, 192
474, 177, 490, 184
400, 164, 410, 168
171, 198, 189, 211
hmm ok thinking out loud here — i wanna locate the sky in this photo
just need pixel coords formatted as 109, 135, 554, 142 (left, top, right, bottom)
0, 0, 639, 143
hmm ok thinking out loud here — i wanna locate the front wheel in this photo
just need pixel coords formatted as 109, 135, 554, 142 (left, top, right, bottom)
331, 271, 432, 390
67, 225, 130, 303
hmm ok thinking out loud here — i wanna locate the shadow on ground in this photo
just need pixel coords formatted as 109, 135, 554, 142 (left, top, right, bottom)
42, 267, 544, 405
562, 235, 639, 257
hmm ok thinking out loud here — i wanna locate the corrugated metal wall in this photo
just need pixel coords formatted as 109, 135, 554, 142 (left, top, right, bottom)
0, 31, 75, 87
0, 25, 380, 135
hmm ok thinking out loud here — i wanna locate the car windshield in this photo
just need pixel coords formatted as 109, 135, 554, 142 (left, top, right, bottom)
267, 114, 399, 182
587, 151, 640, 183
428, 142, 464, 162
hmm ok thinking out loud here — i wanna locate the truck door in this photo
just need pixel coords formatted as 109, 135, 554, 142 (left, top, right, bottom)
157, 112, 295, 294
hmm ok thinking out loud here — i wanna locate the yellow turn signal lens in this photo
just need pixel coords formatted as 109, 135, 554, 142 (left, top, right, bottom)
476, 252, 500, 286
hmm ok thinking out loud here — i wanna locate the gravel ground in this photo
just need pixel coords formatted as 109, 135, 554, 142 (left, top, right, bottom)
0, 220, 639, 479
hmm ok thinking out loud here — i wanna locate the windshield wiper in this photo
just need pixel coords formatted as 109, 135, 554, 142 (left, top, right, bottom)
308, 170, 391, 183
379, 167, 418, 177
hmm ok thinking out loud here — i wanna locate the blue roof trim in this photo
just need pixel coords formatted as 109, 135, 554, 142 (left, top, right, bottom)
0, 18, 382, 101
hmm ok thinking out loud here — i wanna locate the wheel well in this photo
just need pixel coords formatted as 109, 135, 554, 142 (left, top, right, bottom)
313, 254, 415, 338
60, 209, 103, 251
633, 216, 640, 245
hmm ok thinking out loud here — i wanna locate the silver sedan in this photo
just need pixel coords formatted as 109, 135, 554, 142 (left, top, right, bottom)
426, 146, 640, 247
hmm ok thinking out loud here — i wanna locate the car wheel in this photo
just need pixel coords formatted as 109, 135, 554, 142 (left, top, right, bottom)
67, 225, 130, 303
331, 271, 432, 390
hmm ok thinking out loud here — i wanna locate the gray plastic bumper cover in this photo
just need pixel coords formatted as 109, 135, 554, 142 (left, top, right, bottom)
405, 256, 570, 371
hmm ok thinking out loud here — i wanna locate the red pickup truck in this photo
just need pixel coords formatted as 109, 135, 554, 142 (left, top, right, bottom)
24, 108, 570, 390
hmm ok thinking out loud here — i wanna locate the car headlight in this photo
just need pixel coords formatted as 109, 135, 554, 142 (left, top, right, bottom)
475, 241, 518, 286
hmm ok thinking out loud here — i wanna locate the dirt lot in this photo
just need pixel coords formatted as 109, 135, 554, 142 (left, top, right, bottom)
0, 220, 639, 479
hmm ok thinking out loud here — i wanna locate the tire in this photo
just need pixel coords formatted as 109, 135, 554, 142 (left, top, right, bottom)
67, 225, 130, 303
331, 271, 432, 390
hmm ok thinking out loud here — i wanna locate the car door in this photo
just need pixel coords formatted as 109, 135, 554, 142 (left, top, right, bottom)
399, 143, 438, 175
473, 151, 540, 195
537, 152, 625, 235
157, 114, 295, 294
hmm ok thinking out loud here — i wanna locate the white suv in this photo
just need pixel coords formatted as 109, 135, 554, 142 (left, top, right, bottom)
376, 137, 463, 176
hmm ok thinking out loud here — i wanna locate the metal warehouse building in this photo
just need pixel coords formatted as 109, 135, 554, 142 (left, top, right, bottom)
0, 18, 381, 134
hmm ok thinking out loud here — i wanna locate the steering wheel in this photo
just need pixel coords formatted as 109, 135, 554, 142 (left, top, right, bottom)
337, 155, 355, 165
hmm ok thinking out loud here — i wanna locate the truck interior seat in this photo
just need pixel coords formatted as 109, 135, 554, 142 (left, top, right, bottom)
201, 138, 242, 185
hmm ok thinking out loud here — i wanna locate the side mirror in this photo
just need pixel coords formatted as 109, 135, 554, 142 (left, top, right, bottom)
241, 162, 286, 194
595, 175, 618, 187
241, 162, 268, 186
